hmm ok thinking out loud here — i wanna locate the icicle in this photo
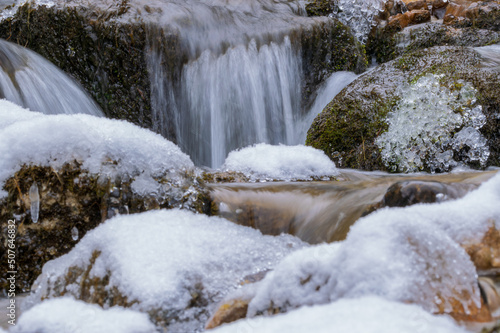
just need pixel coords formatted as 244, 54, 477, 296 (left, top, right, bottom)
29, 183, 40, 223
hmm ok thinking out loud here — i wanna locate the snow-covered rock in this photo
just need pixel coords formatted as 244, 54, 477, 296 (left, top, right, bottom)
24, 209, 304, 331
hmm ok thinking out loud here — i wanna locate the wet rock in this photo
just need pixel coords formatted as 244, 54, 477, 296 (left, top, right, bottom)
387, 9, 432, 30
444, 0, 500, 30
0, 162, 211, 295
305, 0, 336, 17
306, 46, 500, 172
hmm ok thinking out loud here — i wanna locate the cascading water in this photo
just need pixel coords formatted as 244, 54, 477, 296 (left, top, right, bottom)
144, 0, 336, 167
0, 38, 103, 117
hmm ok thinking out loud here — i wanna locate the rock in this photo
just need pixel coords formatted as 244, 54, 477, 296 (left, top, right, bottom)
305, 0, 336, 17
444, 0, 500, 30
205, 299, 250, 329
466, 225, 500, 271
0, 162, 211, 295
369, 22, 500, 64
387, 10, 432, 30
306, 46, 500, 172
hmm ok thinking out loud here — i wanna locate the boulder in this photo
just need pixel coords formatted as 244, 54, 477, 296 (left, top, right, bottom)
444, 0, 500, 30
306, 46, 500, 172
0, 162, 211, 295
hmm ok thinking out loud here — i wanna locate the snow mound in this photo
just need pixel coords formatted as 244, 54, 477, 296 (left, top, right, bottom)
246, 172, 500, 316
0, 100, 194, 197
222, 143, 339, 181
12, 297, 155, 333
26, 209, 304, 331
213, 296, 467, 333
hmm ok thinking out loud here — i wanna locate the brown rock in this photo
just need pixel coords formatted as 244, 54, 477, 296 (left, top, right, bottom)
406, 0, 428, 11
465, 225, 500, 271
205, 299, 250, 329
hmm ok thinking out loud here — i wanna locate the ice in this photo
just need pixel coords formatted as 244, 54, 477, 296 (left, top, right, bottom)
333, 0, 386, 43
376, 74, 490, 172
222, 143, 339, 181
0, 100, 194, 197
29, 183, 39, 223
71, 226, 79, 241
11, 297, 156, 333
213, 296, 468, 333
245, 172, 500, 316
25, 209, 304, 331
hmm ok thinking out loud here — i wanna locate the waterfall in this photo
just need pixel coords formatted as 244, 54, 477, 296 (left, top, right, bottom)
145, 0, 330, 168
0, 39, 103, 117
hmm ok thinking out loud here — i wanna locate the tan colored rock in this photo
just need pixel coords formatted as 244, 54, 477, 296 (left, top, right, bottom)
205, 299, 250, 330
444, 0, 500, 28
465, 225, 500, 271
388, 9, 431, 30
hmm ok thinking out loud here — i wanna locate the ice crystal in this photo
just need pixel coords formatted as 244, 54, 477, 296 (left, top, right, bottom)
376, 74, 490, 172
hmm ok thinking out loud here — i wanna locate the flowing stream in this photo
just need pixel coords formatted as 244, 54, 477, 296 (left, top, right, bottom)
0, 39, 103, 117
211, 169, 498, 243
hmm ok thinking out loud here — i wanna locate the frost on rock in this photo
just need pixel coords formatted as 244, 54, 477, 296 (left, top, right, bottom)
376, 74, 490, 173
0, 100, 194, 197
12, 297, 156, 333
222, 143, 339, 181
0, 0, 55, 21
213, 296, 468, 333
245, 173, 500, 317
25, 209, 304, 331
332, 0, 386, 43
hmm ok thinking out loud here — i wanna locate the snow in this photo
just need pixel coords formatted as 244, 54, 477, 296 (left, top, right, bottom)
11, 297, 156, 333
212, 296, 468, 333
26, 209, 304, 331
245, 172, 500, 316
0, 100, 194, 197
222, 143, 339, 181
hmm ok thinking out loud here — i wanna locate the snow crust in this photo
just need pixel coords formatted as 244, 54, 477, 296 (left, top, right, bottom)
222, 143, 339, 181
0, 100, 194, 197
213, 296, 468, 333
12, 297, 156, 333
26, 209, 304, 331
245, 172, 500, 316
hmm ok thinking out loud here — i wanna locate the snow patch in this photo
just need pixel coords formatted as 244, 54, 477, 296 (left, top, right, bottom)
12, 297, 155, 333
222, 143, 339, 181
213, 296, 467, 333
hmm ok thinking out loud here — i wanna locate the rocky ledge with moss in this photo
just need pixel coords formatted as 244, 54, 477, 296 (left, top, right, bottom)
306, 45, 500, 172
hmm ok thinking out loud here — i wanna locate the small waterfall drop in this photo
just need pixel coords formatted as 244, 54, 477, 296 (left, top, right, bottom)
145, 0, 337, 167
0, 39, 103, 117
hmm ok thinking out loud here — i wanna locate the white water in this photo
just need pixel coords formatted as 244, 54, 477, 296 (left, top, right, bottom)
0, 39, 103, 117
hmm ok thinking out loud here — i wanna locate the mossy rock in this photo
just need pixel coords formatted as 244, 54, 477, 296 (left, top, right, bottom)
306, 46, 500, 172
0, 162, 211, 295
305, 0, 336, 17
368, 22, 500, 64
0, 3, 185, 134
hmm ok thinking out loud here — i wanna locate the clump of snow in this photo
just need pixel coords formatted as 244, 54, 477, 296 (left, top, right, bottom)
245, 172, 500, 317
222, 143, 339, 181
376, 74, 490, 172
213, 296, 468, 333
26, 209, 304, 331
12, 297, 156, 333
0, 100, 194, 197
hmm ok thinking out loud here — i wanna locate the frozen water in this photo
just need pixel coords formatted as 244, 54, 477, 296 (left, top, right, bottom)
376, 74, 490, 172
333, 0, 386, 43
29, 183, 39, 224
213, 296, 468, 333
0, 100, 193, 197
12, 297, 156, 333
245, 172, 500, 316
25, 209, 305, 331
222, 143, 339, 181
71, 227, 79, 241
